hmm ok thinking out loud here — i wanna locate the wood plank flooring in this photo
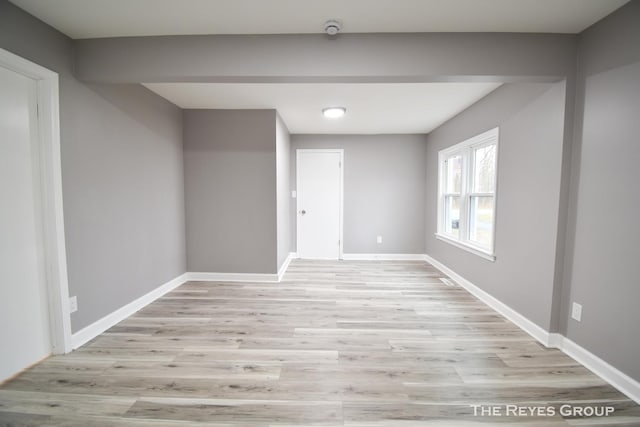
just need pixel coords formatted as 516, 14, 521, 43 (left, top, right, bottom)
1, 260, 638, 426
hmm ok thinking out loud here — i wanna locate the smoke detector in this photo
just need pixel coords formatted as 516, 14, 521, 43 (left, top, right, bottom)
324, 20, 342, 36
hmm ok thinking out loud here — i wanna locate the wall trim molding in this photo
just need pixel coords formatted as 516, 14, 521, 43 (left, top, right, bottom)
66, 253, 639, 404
70, 257, 301, 350
71, 273, 188, 349
551, 334, 640, 404
186, 272, 279, 283
0, 48, 72, 355
422, 254, 552, 347
277, 252, 296, 281
342, 253, 427, 261
423, 253, 640, 405
547, 332, 564, 349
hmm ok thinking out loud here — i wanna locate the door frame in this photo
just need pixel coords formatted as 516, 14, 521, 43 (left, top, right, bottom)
296, 148, 344, 260
0, 48, 72, 354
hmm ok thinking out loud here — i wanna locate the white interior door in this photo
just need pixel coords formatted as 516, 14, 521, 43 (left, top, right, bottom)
0, 64, 52, 382
296, 149, 343, 259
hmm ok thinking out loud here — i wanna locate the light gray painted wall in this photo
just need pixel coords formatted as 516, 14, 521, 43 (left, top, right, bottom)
74, 33, 576, 84
291, 135, 427, 254
561, 0, 640, 381
425, 82, 566, 330
0, 0, 186, 332
276, 113, 291, 268
183, 109, 278, 274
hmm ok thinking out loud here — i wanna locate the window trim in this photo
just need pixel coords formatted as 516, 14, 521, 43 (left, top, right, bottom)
436, 127, 499, 262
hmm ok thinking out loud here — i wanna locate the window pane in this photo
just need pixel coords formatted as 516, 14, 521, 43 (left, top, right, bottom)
469, 196, 494, 247
473, 144, 496, 193
444, 196, 461, 238
446, 155, 462, 193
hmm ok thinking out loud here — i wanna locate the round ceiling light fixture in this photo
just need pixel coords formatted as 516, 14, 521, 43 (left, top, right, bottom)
322, 107, 346, 119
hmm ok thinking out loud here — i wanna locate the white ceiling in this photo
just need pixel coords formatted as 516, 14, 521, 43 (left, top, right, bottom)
143, 82, 503, 134
11, 0, 629, 39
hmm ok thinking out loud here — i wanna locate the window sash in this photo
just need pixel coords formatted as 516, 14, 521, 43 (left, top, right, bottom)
444, 155, 463, 194
443, 195, 461, 237
468, 194, 494, 249
470, 141, 497, 194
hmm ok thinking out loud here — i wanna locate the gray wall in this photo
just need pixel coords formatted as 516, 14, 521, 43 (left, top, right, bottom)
276, 113, 291, 269
561, 0, 640, 381
425, 82, 566, 330
183, 110, 278, 274
291, 135, 427, 254
74, 33, 576, 84
0, 0, 186, 332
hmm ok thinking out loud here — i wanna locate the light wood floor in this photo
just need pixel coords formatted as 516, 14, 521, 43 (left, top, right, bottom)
1, 260, 638, 426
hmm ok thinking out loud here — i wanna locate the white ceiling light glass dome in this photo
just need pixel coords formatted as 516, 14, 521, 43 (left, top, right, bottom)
322, 107, 346, 119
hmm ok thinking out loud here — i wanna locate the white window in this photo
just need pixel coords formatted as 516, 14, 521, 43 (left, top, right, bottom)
437, 127, 498, 261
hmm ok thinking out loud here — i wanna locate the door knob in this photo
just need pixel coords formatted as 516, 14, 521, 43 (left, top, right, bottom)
301, 210, 306, 215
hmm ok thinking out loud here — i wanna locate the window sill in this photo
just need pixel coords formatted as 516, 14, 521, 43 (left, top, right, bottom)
435, 233, 496, 262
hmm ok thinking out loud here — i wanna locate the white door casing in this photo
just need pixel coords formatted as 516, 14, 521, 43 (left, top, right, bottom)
296, 149, 343, 259
0, 49, 71, 377
0, 63, 53, 381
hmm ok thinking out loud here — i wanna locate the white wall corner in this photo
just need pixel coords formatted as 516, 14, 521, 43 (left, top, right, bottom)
71, 272, 188, 349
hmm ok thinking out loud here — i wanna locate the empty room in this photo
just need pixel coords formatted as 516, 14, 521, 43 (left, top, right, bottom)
1, 0, 639, 425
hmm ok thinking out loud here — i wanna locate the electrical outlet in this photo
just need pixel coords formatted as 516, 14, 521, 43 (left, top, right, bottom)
291, 190, 297, 198
69, 296, 78, 313
377, 235, 382, 244
571, 302, 582, 322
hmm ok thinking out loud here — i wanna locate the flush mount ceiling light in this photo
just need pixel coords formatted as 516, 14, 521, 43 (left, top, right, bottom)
322, 107, 346, 119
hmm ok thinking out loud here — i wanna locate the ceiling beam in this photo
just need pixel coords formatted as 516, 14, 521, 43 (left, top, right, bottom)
74, 33, 576, 84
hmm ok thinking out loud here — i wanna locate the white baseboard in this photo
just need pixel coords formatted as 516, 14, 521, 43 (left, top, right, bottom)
277, 252, 296, 281
423, 253, 640, 405
71, 272, 188, 349
423, 254, 552, 346
69, 258, 299, 350
186, 255, 297, 283
68, 254, 639, 405
550, 334, 640, 404
547, 332, 564, 349
186, 272, 278, 283
342, 253, 427, 261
